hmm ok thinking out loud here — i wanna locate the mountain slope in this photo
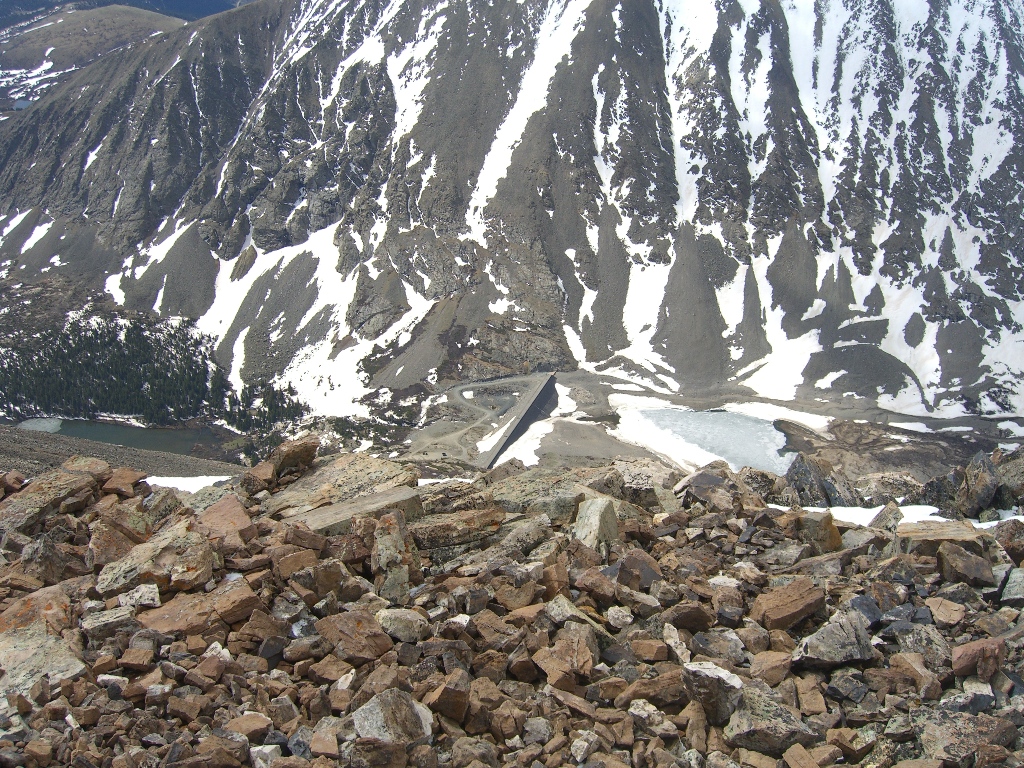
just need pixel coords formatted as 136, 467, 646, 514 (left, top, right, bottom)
0, 1, 246, 30
0, 0, 1022, 422
0, 5, 185, 108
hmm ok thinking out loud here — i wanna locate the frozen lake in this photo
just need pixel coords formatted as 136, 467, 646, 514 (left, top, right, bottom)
610, 397, 798, 474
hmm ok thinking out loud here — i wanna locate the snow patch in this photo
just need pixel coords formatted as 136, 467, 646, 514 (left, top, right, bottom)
84, 139, 104, 171
722, 401, 832, 432
489, 297, 513, 315
465, 0, 594, 244
738, 256, 821, 401
105, 272, 125, 305
149, 476, 231, 493
133, 223, 189, 280
229, 327, 249, 394
386, 9, 446, 144
0, 211, 31, 246
20, 221, 53, 254
814, 370, 846, 389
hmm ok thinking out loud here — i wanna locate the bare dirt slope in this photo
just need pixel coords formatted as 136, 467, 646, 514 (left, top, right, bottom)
0, 423, 241, 477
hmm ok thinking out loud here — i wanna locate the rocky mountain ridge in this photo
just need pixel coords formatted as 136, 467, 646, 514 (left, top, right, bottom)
2, 437, 1024, 766
0, 5, 185, 110
0, 1, 245, 31
0, 0, 1022, 423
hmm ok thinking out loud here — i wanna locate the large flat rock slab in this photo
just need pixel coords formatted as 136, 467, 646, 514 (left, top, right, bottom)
289, 485, 423, 536
897, 520, 993, 557
0, 621, 87, 712
263, 453, 419, 519
0, 469, 96, 534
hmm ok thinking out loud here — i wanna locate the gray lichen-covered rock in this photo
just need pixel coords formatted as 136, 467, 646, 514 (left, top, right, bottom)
911, 709, 1017, 768
263, 453, 419, 518
571, 497, 618, 550
1000, 567, 1024, 607
0, 621, 87, 703
681, 661, 744, 725
371, 509, 422, 606
792, 611, 874, 668
375, 607, 429, 643
892, 623, 952, 670
724, 688, 817, 756
95, 518, 214, 597
868, 500, 904, 532
352, 688, 432, 745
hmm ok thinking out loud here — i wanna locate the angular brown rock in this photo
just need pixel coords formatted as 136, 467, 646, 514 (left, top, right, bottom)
750, 578, 825, 631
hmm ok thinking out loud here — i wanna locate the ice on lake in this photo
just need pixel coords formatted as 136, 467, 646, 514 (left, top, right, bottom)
612, 399, 795, 474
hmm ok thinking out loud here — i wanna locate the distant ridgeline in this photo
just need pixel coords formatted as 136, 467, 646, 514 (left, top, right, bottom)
0, 1, 241, 29
0, 314, 305, 429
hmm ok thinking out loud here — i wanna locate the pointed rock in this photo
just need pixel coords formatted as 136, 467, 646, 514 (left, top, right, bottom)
792, 611, 873, 668
571, 497, 618, 550
724, 688, 817, 757
681, 662, 744, 726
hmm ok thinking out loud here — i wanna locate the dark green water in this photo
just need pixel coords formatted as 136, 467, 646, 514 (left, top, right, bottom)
18, 418, 220, 456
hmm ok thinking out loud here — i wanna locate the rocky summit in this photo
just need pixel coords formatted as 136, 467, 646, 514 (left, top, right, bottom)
1, 0, 1024, 421
2, 438, 1024, 768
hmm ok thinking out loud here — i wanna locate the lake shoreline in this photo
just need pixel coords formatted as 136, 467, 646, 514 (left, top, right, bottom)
14, 416, 244, 463
0, 423, 244, 479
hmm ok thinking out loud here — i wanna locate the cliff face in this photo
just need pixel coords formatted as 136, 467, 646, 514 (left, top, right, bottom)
1, 0, 1022, 419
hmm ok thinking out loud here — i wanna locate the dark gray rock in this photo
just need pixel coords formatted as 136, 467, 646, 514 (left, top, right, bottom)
956, 452, 1000, 518
681, 662, 744, 726
786, 454, 861, 508
724, 687, 817, 757
792, 611, 874, 668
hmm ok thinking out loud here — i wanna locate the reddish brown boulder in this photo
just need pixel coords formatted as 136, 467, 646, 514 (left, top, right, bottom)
951, 638, 1006, 681
225, 712, 273, 742
200, 494, 257, 552
137, 591, 223, 636
211, 578, 266, 625
422, 668, 472, 722
62, 456, 112, 482
102, 467, 148, 497
0, 581, 75, 634
315, 611, 394, 665
750, 577, 825, 630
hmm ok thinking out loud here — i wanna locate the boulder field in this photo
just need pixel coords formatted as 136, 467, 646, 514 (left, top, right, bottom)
0, 439, 1024, 768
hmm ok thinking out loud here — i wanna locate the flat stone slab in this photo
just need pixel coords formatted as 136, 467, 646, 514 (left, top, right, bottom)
288, 485, 423, 535
0, 621, 87, 712
897, 520, 991, 557
263, 453, 419, 518
0, 469, 96, 533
